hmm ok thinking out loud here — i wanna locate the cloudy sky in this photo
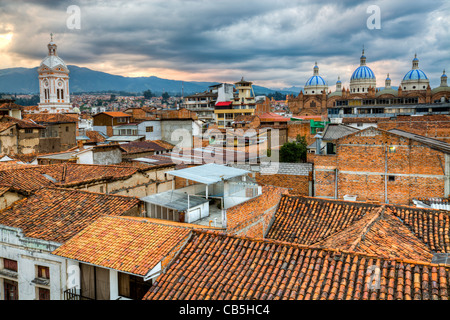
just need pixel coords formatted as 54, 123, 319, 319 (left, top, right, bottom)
0, 0, 449, 90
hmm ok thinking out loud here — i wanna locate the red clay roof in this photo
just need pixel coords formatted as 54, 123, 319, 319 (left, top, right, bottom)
265, 196, 378, 245
144, 230, 450, 300
0, 163, 142, 191
0, 188, 140, 243
52, 216, 192, 276
23, 113, 78, 124
258, 112, 290, 122
100, 112, 132, 118
0, 115, 46, 129
312, 207, 434, 262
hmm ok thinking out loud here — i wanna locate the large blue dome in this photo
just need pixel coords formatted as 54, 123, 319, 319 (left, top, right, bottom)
403, 69, 428, 81
351, 66, 376, 80
305, 75, 326, 86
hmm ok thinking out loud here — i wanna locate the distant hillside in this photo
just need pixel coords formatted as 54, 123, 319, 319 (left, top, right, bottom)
0, 65, 299, 96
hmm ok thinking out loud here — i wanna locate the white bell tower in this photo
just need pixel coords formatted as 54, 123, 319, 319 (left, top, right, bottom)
38, 34, 71, 113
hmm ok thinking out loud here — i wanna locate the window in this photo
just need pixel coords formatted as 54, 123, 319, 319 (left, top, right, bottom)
388, 176, 396, 182
388, 146, 396, 153
146, 126, 153, 133
25, 128, 33, 134
66, 126, 69, 132
4, 258, 18, 272
37, 265, 50, 279
118, 273, 152, 300
357, 123, 364, 128
38, 288, 50, 300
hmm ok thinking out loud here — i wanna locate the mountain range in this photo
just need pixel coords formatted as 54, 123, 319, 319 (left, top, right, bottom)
0, 65, 301, 96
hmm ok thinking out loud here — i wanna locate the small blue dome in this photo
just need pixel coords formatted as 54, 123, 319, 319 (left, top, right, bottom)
442, 72, 447, 78
351, 66, 376, 80
403, 69, 428, 81
305, 75, 326, 87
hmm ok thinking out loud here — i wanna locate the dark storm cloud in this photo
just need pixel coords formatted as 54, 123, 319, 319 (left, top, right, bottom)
1, 0, 449, 87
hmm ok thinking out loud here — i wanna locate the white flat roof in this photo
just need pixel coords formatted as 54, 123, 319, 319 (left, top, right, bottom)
167, 163, 250, 185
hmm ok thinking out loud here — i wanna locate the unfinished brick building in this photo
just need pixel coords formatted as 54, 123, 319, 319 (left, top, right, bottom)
309, 126, 450, 205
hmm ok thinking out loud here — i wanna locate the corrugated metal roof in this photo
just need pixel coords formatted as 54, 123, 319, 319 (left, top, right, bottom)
322, 124, 359, 141
141, 191, 209, 211
167, 163, 250, 185
389, 129, 450, 154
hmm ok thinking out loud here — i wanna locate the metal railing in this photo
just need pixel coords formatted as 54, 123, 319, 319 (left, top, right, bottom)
64, 288, 94, 300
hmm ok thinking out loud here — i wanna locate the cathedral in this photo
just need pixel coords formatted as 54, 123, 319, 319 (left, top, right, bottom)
288, 50, 450, 118
38, 35, 72, 113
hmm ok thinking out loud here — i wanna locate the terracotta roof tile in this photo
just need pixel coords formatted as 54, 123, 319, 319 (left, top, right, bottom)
143, 230, 450, 300
265, 196, 379, 245
0, 163, 140, 191
52, 216, 192, 276
85, 130, 107, 143
387, 204, 450, 253
0, 115, 45, 129
312, 207, 434, 262
23, 113, 77, 124
0, 188, 140, 243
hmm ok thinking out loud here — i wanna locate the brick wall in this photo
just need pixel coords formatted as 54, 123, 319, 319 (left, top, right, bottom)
226, 186, 286, 238
311, 127, 449, 205
287, 122, 315, 144
378, 116, 450, 143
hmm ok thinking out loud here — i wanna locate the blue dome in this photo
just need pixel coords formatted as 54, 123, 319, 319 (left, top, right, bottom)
305, 75, 326, 86
351, 66, 376, 80
403, 69, 428, 81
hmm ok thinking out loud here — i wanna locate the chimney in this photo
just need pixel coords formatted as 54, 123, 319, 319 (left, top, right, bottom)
315, 133, 323, 155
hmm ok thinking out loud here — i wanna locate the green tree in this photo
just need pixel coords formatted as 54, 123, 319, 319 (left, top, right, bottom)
162, 92, 170, 101
280, 134, 308, 163
143, 90, 154, 99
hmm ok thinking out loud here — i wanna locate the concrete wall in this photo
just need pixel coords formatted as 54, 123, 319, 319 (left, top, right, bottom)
137, 121, 162, 141
161, 120, 194, 149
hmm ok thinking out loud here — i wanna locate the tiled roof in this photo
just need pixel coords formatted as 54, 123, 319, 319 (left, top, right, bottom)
0, 102, 25, 110
144, 230, 450, 300
0, 115, 46, 129
388, 205, 450, 253
100, 112, 131, 118
0, 121, 15, 132
52, 216, 192, 276
120, 140, 175, 154
266, 196, 379, 245
312, 207, 434, 262
85, 130, 107, 143
23, 113, 78, 124
0, 188, 140, 243
0, 163, 141, 191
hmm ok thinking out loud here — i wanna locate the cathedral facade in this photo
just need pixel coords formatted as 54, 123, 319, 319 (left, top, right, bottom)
289, 50, 450, 118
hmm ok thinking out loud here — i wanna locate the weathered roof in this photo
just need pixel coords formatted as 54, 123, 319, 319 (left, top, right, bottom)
52, 216, 192, 276
0, 188, 140, 243
167, 163, 250, 185
144, 230, 450, 300
23, 113, 77, 124
0, 163, 142, 191
141, 191, 209, 211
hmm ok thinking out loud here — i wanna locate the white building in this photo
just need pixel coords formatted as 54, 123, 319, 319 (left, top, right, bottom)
38, 35, 72, 113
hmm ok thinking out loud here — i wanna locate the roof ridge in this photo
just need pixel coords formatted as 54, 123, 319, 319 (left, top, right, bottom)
36, 186, 140, 200
349, 206, 384, 252
190, 229, 447, 268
